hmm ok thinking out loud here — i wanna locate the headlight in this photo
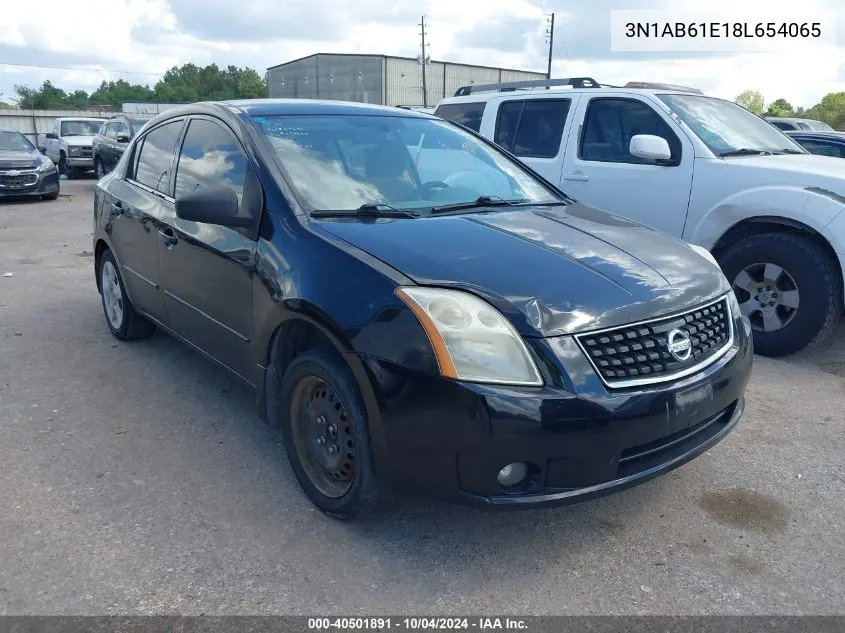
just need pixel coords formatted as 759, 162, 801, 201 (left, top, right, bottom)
68, 146, 82, 155
395, 287, 544, 386
689, 243, 720, 268
38, 157, 55, 172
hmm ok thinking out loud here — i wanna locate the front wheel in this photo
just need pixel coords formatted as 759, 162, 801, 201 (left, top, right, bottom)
719, 232, 843, 356
94, 158, 106, 179
278, 349, 382, 520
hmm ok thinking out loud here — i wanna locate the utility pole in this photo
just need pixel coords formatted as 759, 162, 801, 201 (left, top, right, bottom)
418, 15, 430, 107
545, 12, 555, 80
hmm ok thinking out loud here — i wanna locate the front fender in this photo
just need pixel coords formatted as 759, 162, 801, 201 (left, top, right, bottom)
687, 184, 845, 250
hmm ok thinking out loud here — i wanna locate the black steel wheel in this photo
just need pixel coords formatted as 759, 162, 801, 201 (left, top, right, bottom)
278, 348, 382, 520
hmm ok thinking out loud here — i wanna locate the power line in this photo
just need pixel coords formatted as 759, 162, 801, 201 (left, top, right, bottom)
0, 62, 164, 77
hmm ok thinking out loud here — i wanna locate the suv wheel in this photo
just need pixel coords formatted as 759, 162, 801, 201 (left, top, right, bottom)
719, 232, 843, 356
98, 250, 156, 340
278, 349, 382, 520
94, 159, 106, 179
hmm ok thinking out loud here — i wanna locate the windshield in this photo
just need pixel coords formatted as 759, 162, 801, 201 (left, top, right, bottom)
0, 131, 35, 152
804, 120, 835, 131
60, 120, 103, 137
658, 95, 806, 156
251, 114, 560, 213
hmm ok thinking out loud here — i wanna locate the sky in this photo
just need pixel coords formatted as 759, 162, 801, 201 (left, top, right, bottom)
1, 0, 843, 109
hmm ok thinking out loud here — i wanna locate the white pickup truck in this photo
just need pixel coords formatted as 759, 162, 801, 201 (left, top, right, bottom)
433, 78, 845, 357
43, 117, 106, 179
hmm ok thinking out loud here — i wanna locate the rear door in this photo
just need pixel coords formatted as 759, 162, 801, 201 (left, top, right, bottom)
107, 118, 186, 321
479, 94, 579, 184
100, 123, 117, 169
157, 115, 260, 380
559, 93, 694, 238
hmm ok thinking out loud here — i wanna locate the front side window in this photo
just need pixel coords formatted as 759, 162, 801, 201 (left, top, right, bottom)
659, 94, 806, 156
580, 98, 681, 164
114, 122, 131, 141
494, 99, 571, 158
252, 114, 560, 213
132, 120, 184, 194
174, 119, 248, 205
432, 102, 486, 132
60, 120, 102, 137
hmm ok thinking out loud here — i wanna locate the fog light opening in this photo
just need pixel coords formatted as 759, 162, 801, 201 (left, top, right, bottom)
497, 462, 529, 487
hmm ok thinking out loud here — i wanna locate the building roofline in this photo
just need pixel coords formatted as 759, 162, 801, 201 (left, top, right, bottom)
266, 52, 545, 76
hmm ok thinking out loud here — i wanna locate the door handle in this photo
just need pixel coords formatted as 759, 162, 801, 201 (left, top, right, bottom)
562, 173, 589, 181
160, 227, 178, 247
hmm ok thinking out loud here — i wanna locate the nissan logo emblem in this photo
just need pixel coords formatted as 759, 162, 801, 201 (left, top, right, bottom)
666, 328, 692, 361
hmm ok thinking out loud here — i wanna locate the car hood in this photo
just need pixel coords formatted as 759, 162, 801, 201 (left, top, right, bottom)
314, 203, 731, 337
724, 153, 845, 184
62, 136, 95, 146
0, 149, 40, 166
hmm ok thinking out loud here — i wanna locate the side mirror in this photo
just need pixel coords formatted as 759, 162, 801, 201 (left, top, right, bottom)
45, 133, 58, 140
38, 146, 47, 154
629, 134, 672, 162
175, 186, 252, 228
116, 135, 130, 143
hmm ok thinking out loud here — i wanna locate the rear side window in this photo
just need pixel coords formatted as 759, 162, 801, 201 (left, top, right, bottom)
580, 98, 681, 165
494, 99, 571, 158
770, 121, 794, 131
133, 120, 184, 194
433, 102, 486, 132
174, 118, 249, 207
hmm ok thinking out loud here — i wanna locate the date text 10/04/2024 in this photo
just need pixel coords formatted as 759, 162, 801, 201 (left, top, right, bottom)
308, 618, 528, 630
624, 22, 822, 38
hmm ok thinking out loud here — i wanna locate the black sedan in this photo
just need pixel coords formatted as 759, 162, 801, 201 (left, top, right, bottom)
92, 99, 753, 520
785, 130, 845, 158
0, 130, 60, 200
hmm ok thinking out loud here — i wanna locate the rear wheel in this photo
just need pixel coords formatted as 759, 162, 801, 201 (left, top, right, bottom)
278, 349, 381, 520
719, 232, 843, 356
98, 250, 156, 341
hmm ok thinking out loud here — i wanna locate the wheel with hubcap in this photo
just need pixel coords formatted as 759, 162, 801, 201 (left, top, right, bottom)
98, 249, 156, 341
279, 349, 382, 520
719, 232, 843, 357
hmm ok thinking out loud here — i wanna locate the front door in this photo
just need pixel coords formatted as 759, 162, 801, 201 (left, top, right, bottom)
560, 94, 694, 238
157, 116, 259, 380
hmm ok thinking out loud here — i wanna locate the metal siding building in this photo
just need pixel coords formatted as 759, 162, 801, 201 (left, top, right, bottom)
267, 54, 545, 107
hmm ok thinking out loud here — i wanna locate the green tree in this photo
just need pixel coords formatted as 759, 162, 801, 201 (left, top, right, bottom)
764, 98, 793, 118
735, 89, 765, 115
804, 92, 845, 130
89, 79, 156, 107
153, 63, 267, 102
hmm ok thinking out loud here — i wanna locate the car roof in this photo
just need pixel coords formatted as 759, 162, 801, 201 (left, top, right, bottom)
436, 86, 706, 106
785, 130, 845, 140
149, 98, 435, 121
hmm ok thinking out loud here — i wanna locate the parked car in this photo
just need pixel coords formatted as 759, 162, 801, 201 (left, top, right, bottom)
765, 116, 835, 132
93, 99, 753, 520
434, 77, 845, 357
92, 114, 151, 178
785, 130, 845, 158
43, 117, 106, 178
0, 130, 60, 200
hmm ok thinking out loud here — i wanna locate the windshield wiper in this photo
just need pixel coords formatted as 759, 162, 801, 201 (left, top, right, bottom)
431, 195, 529, 214
774, 148, 806, 155
719, 148, 773, 157
311, 203, 420, 219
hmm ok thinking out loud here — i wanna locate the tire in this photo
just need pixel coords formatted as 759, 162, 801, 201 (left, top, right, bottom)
58, 153, 69, 176
278, 349, 382, 520
94, 159, 106, 179
42, 193, 58, 201
98, 249, 156, 341
718, 232, 843, 357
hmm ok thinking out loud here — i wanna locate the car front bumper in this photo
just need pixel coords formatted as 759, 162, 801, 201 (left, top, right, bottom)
0, 169, 60, 198
361, 305, 753, 509
65, 155, 93, 168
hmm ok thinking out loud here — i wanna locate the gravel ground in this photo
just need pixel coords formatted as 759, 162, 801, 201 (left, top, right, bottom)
1, 180, 844, 616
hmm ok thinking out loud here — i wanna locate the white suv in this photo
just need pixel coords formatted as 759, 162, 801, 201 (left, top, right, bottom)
433, 78, 845, 357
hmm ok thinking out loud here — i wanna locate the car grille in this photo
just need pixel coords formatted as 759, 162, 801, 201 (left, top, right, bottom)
576, 296, 733, 387
80, 147, 93, 158
0, 173, 38, 189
